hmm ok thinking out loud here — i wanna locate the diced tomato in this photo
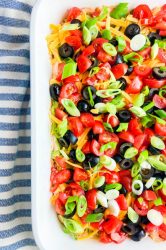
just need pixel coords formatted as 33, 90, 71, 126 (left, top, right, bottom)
97, 49, 114, 63
110, 232, 127, 243
133, 199, 149, 216
134, 65, 152, 77
58, 192, 69, 205
82, 141, 91, 154
91, 219, 104, 230
70, 29, 82, 38
93, 121, 105, 134
133, 4, 152, 19
91, 8, 101, 18
142, 190, 157, 201
91, 139, 103, 156
154, 122, 166, 136
86, 189, 97, 210
104, 114, 120, 128
120, 176, 132, 192
52, 169, 71, 185
85, 75, 97, 86
68, 117, 84, 137
145, 223, 158, 234
55, 63, 65, 82
153, 205, 166, 216
158, 188, 166, 202
80, 113, 95, 128
143, 77, 166, 88
144, 128, 155, 142
138, 47, 151, 58
99, 231, 112, 243
102, 171, 120, 184
101, 62, 111, 69
59, 82, 78, 100
122, 41, 132, 54
69, 92, 81, 104
55, 198, 65, 215
68, 182, 85, 196
66, 35, 82, 49
134, 134, 147, 150
55, 108, 67, 120
153, 94, 166, 109
159, 224, 166, 240
126, 76, 143, 94
118, 131, 134, 143
159, 30, 166, 36
158, 48, 166, 63
77, 55, 92, 73
99, 131, 119, 144
111, 63, 128, 79
73, 168, 89, 182
66, 7, 81, 21
55, 156, 67, 169
116, 194, 128, 210
92, 38, 108, 53
119, 170, 131, 178
82, 45, 95, 57
155, 22, 166, 31
102, 215, 123, 234
128, 118, 142, 136
105, 148, 117, 157
96, 67, 110, 81
63, 75, 80, 84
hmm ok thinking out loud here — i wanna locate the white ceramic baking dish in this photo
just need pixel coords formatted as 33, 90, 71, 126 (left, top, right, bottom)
30, 1, 166, 249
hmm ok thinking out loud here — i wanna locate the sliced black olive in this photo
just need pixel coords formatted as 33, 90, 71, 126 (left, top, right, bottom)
82, 153, 99, 169
98, 184, 105, 192
148, 145, 161, 155
89, 57, 99, 70
69, 149, 77, 162
152, 67, 166, 80
109, 38, 118, 46
153, 171, 166, 180
140, 167, 155, 180
94, 96, 103, 104
63, 206, 76, 218
77, 100, 91, 112
122, 223, 139, 235
49, 84, 61, 101
58, 43, 74, 58
148, 88, 159, 100
125, 66, 133, 76
88, 129, 99, 141
142, 101, 155, 114
70, 19, 82, 27
120, 186, 127, 195
118, 77, 127, 90
94, 205, 106, 213
148, 32, 161, 45
58, 137, 69, 148
113, 154, 123, 163
82, 86, 96, 100
130, 227, 146, 241
117, 110, 131, 122
124, 24, 140, 39
120, 143, 133, 156
115, 54, 124, 65
120, 159, 134, 169
97, 31, 102, 38
64, 130, 78, 145
140, 216, 149, 225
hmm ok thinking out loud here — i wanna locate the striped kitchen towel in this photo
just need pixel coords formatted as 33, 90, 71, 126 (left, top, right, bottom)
0, 0, 37, 249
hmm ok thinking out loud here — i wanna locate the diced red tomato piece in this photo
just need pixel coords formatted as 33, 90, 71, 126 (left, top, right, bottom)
126, 76, 143, 94
138, 47, 151, 58
153, 94, 166, 109
82, 141, 91, 154
142, 190, 157, 201
91, 139, 103, 156
143, 77, 166, 88
120, 176, 132, 192
104, 114, 120, 128
159, 224, 166, 240
101, 171, 120, 184
80, 113, 95, 128
153, 205, 166, 216
118, 131, 134, 143
93, 121, 105, 134
68, 117, 84, 137
128, 118, 143, 136
155, 122, 166, 136
158, 188, 166, 202
134, 134, 147, 150
133, 199, 149, 216
55, 108, 67, 120
86, 189, 97, 210
59, 82, 78, 100
133, 4, 152, 19
52, 169, 71, 185
55, 156, 67, 169
66, 35, 82, 49
77, 55, 92, 73
55, 63, 65, 82
67, 182, 85, 196
134, 65, 152, 77
99, 231, 112, 243
102, 215, 123, 234
58, 192, 69, 205
66, 7, 81, 21
99, 131, 119, 144
63, 75, 80, 84
158, 48, 166, 63
73, 168, 89, 182
96, 67, 110, 81
97, 49, 114, 63
116, 194, 128, 210
110, 231, 127, 243
105, 148, 117, 157
92, 38, 108, 53
55, 198, 65, 215
82, 45, 95, 57
111, 63, 128, 79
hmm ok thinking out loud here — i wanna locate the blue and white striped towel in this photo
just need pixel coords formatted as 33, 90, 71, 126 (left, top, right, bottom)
0, 0, 37, 249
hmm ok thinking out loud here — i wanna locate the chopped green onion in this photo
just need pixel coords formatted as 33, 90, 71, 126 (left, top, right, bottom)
85, 18, 97, 29
80, 180, 89, 191
128, 207, 139, 223
124, 147, 138, 159
152, 179, 163, 191
132, 179, 143, 195
62, 62, 77, 79
133, 93, 145, 107
86, 213, 103, 223
77, 195, 87, 217
149, 114, 166, 125
116, 123, 128, 132
148, 155, 166, 171
94, 103, 107, 113
89, 25, 98, 40
102, 43, 117, 56
83, 26, 91, 45
143, 102, 154, 112
100, 142, 117, 152
123, 52, 143, 64
104, 183, 122, 192
145, 177, 156, 189
89, 66, 99, 77
60, 149, 69, 160
100, 155, 114, 166
131, 163, 141, 178
62, 23, 79, 30
155, 39, 166, 49
109, 81, 122, 89
116, 36, 126, 52
88, 87, 95, 107
102, 29, 112, 40
105, 103, 117, 114
98, 6, 109, 21
151, 43, 159, 59
96, 89, 121, 98
141, 86, 149, 96
111, 94, 125, 109
129, 106, 146, 117
154, 197, 163, 206
57, 119, 68, 137
138, 197, 144, 205
133, 174, 142, 182
110, 3, 128, 19
76, 148, 85, 162
159, 86, 166, 97
103, 122, 114, 132
51, 150, 60, 159
155, 109, 166, 119
65, 196, 78, 215
150, 136, 165, 150
141, 115, 154, 128
94, 176, 105, 188
51, 101, 58, 114
60, 217, 84, 234
138, 150, 149, 164
61, 99, 80, 117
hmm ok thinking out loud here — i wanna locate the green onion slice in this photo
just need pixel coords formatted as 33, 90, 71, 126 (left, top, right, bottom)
83, 26, 91, 45
62, 62, 77, 79
89, 25, 98, 40
104, 183, 122, 192
96, 89, 121, 98
116, 123, 128, 132
116, 36, 126, 52
60, 217, 84, 234
77, 195, 87, 217
61, 99, 80, 117
94, 176, 105, 188
150, 136, 165, 150
133, 93, 145, 107
124, 147, 138, 159
102, 29, 112, 40
128, 207, 139, 223
129, 106, 146, 117
76, 148, 85, 162
110, 3, 128, 19
148, 155, 166, 171
86, 213, 103, 223
123, 52, 143, 64
102, 43, 117, 56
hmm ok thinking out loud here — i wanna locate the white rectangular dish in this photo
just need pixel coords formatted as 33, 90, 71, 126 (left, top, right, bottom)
30, 1, 166, 250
